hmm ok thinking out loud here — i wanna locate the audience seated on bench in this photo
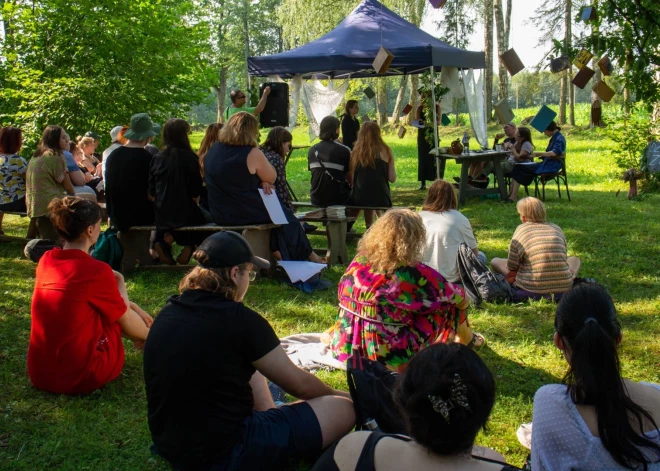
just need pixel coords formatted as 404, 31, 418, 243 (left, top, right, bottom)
144, 232, 354, 470
204, 111, 321, 262
28, 197, 151, 395
0, 126, 29, 236
326, 210, 484, 373
313, 343, 518, 470
491, 197, 580, 302
149, 118, 208, 266
530, 284, 660, 470
308, 116, 351, 207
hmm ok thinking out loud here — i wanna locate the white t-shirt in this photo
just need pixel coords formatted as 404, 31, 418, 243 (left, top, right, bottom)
420, 210, 478, 283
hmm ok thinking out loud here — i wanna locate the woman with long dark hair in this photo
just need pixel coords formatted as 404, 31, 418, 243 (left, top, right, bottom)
531, 283, 660, 470
196, 122, 223, 211
340, 100, 360, 150
149, 118, 207, 265
260, 126, 295, 213
348, 122, 396, 228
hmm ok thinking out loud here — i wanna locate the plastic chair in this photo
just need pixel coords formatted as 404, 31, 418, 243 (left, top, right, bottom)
534, 158, 571, 202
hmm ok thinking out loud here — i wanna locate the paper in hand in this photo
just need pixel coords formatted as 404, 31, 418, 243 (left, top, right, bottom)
258, 189, 288, 224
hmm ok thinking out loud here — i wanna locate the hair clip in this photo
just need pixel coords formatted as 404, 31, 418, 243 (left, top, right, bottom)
428, 374, 471, 423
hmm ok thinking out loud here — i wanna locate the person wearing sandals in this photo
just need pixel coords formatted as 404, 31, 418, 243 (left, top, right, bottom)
144, 231, 355, 470
491, 197, 580, 302
326, 209, 485, 373
149, 118, 208, 265
530, 283, 660, 470
313, 343, 519, 471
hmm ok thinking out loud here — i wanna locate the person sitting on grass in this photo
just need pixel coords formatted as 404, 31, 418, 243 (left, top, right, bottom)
144, 231, 355, 471
327, 209, 484, 373
28, 196, 151, 395
0, 126, 28, 236
505, 121, 566, 203
205, 111, 322, 262
26, 125, 77, 241
530, 283, 660, 470
313, 343, 518, 471
348, 122, 396, 229
420, 180, 485, 283
491, 197, 580, 301
149, 118, 208, 266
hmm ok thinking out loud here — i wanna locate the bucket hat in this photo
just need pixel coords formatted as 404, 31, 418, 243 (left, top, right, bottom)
124, 113, 160, 141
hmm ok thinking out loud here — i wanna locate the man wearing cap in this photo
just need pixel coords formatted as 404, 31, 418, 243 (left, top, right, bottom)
105, 113, 158, 233
459, 122, 518, 186
223, 87, 271, 122
144, 231, 355, 471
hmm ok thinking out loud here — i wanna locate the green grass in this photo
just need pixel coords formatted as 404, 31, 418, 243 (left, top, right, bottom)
2, 121, 660, 469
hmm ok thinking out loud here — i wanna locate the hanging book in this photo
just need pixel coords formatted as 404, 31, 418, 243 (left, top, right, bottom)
597, 56, 613, 76
581, 6, 596, 22
593, 81, 615, 102
572, 66, 595, 89
377, 103, 387, 116
550, 56, 571, 73
428, 0, 447, 8
494, 98, 515, 125
363, 87, 375, 99
530, 105, 557, 134
500, 48, 525, 76
573, 49, 593, 70
402, 104, 413, 115
372, 46, 394, 74
441, 114, 451, 126
398, 126, 407, 138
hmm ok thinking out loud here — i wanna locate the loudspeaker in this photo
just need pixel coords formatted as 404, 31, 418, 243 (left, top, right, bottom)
259, 82, 289, 128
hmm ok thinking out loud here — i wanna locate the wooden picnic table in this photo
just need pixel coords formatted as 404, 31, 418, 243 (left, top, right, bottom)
432, 149, 510, 206
284, 145, 311, 202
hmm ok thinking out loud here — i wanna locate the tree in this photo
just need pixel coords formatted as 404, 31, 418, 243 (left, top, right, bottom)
493, 0, 512, 103
0, 0, 209, 149
484, 0, 494, 120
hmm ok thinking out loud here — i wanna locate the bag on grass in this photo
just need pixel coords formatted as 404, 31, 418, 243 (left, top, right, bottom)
457, 243, 513, 306
346, 353, 406, 434
93, 228, 123, 270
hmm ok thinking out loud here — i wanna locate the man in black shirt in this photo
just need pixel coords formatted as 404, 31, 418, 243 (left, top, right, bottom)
308, 116, 351, 207
144, 232, 354, 471
458, 122, 518, 186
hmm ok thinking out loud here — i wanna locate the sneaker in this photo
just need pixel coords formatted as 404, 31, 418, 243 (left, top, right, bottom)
154, 241, 176, 266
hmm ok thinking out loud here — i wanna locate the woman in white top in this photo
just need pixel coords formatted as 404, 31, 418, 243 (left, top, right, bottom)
420, 179, 483, 283
531, 283, 660, 470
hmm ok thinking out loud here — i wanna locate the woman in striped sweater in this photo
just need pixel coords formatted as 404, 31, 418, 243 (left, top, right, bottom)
491, 197, 581, 301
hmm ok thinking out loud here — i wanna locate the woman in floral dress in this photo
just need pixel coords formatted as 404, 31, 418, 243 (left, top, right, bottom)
260, 126, 294, 213
328, 209, 485, 371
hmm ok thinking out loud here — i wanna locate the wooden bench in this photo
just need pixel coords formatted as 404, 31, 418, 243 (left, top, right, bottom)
0, 211, 30, 242
118, 223, 280, 274
296, 212, 355, 266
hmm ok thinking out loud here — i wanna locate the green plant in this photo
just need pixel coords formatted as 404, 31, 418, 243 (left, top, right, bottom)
611, 104, 658, 172
418, 71, 450, 145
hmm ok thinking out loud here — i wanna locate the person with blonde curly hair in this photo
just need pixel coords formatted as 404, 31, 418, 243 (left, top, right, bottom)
327, 209, 484, 372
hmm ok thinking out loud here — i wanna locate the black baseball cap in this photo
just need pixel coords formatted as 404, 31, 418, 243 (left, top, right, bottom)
196, 231, 270, 269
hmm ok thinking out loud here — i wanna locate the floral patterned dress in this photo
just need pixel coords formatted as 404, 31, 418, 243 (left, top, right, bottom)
329, 254, 469, 371
261, 147, 294, 213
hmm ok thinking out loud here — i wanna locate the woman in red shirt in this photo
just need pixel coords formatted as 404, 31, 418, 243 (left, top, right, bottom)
28, 196, 152, 395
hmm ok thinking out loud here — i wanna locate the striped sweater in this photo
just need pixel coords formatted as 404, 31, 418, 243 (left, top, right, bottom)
507, 222, 574, 294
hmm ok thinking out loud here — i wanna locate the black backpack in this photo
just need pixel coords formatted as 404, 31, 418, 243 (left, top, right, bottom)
457, 243, 513, 306
346, 354, 406, 434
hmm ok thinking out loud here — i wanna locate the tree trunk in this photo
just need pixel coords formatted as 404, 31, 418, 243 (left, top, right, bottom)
214, 66, 228, 123
494, 0, 509, 103
377, 80, 388, 127
391, 75, 408, 126
484, 0, 494, 120
623, 48, 633, 115
653, 69, 660, 133
559, 71, 567, 125
589, 0, 603, 128
405, 75, 419, 126
243, 0, 250, 91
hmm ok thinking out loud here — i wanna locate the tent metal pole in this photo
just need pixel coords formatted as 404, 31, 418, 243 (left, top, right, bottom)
429, 66, 442, 180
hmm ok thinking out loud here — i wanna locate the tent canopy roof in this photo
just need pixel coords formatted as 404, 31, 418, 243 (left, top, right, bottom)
248, 0, 485, 79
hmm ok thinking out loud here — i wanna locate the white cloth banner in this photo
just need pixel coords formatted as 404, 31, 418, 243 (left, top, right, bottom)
440, 66, 464, 110
462, 69, 488, 149
300, 78, 349, 142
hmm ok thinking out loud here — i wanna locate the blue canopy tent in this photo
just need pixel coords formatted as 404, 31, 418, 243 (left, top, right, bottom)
247, 0, 486, 168
247, 0, 485, 78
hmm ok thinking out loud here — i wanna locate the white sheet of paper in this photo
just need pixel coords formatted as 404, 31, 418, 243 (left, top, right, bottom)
278, 261, 327, 283
517, 161, 539, 165
258, 189, 288, 224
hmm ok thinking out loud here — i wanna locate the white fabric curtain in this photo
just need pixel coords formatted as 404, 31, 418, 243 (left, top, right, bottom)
462, 69, 488, 149
439, 66, 464, 110
300, 77, 349, 141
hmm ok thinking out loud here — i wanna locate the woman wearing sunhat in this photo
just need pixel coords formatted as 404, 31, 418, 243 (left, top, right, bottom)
105, 113, 159, 232
144, 231, 355, 470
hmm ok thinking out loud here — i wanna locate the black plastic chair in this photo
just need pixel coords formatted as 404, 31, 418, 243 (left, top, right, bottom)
534, 158, 571, 202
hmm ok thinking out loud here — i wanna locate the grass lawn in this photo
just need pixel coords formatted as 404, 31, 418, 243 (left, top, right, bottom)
1, 121, 660, 469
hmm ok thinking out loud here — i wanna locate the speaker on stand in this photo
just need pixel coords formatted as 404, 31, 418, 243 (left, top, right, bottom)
259, 82, 289, 128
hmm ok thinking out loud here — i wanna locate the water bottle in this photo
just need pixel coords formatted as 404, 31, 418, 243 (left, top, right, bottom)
462, 132, 470, 154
